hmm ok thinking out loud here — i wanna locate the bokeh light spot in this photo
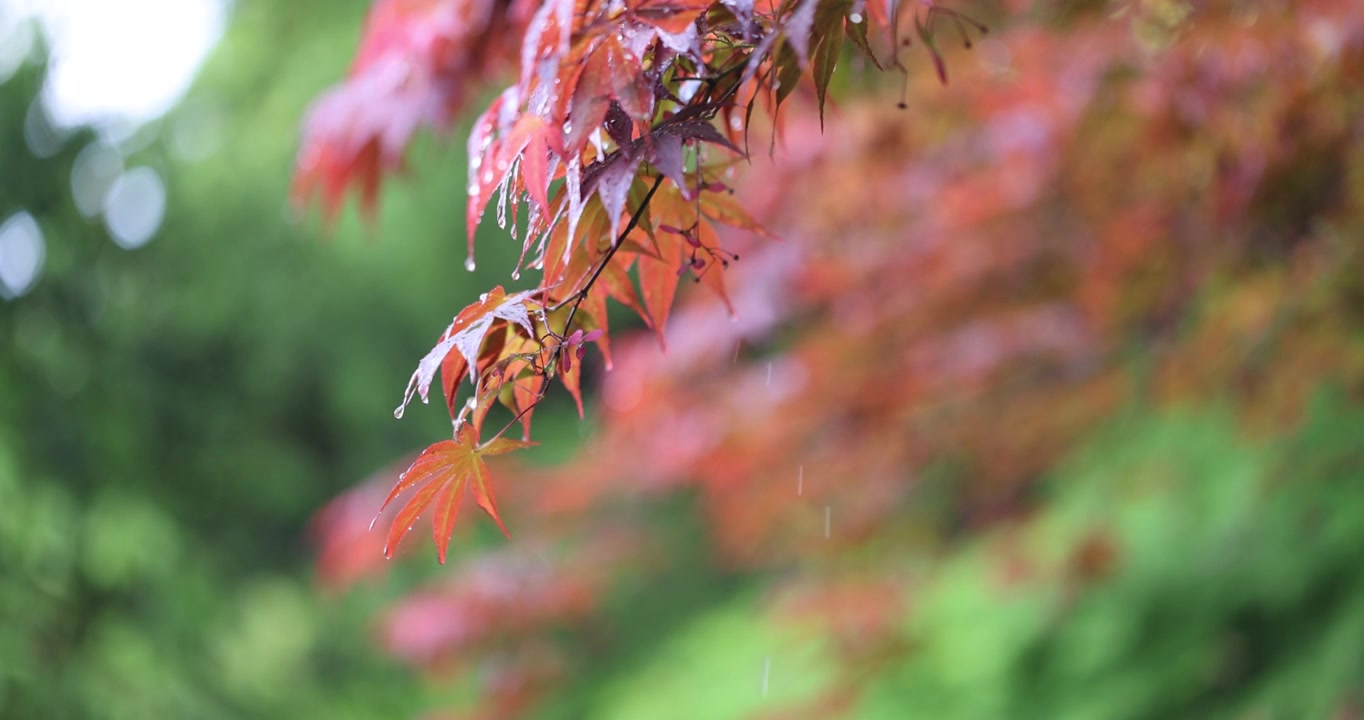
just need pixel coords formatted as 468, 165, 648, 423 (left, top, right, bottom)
103, 167, 166, 250
0, 212, 46, 300
71, 142, 125, 218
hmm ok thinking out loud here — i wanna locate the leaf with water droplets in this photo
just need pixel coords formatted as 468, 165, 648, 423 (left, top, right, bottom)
394, 287, 537, 421
629, 0, 713, 36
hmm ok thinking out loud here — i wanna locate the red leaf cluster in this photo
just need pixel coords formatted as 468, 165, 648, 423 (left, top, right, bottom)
297, 0, 976, 557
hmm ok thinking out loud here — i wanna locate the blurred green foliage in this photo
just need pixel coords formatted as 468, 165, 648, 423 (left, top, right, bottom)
0, 1, 573, 717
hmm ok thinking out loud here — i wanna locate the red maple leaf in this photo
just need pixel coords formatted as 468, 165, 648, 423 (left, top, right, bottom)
378, 426, 535, 563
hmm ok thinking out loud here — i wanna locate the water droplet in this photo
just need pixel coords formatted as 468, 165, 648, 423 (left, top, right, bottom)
730, 116, 743, 130
798, 465, 803, 495
479, 292, 489, 302
393, 404, 406, 419
772, 79, 782, 90
824, 506, 831, 539
511, 269, 521, 280
465, 256, 477, 272
761, 656, 771, 697
849, 12, 863, 22
766, 362, 773, 386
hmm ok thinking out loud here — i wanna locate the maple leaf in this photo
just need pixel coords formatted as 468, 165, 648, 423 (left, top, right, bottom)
393, 287, 537, 420
810, 0, 848, 126
629, 0, 713, 35
378, 426, 535, 563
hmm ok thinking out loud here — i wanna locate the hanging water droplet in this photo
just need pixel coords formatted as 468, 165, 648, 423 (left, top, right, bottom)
393, 404, 406, 419
730, 116, 743, 130
849, 12, 863, 22
465, 256, 477, 272
511, 269, 521, 280
468, 180, 480, 195
772, 79, 782, 90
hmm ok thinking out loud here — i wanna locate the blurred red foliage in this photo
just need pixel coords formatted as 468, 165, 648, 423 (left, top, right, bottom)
306, 0, 1364, 714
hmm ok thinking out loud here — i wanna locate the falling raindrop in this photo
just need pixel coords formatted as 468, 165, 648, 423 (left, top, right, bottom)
766, 362, 773, 386
393, 404, 406, 419
824, 506, 831, 539
465, 256, 477, 272
511, 269, 521, 281
798, 465, 803, 495
761, 656, 771, 698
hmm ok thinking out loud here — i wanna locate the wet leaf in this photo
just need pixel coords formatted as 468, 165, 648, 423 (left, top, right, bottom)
378, 427, 535, 563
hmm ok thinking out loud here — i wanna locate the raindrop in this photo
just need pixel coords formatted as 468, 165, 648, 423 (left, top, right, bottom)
766, 362, 773, 386
0, 211, 45, 300
849, 12, 863, 23
511, 269, 521, 281
797, 465, 803, 495
465, 256, 477, 272
761, 656, 771, 698
103, 167, 165, 249
393, 404, 406, 419
479, 292, 489, 302
771, 79, 781, 90
824, 506, 831, 539
729, 116, 743, 131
